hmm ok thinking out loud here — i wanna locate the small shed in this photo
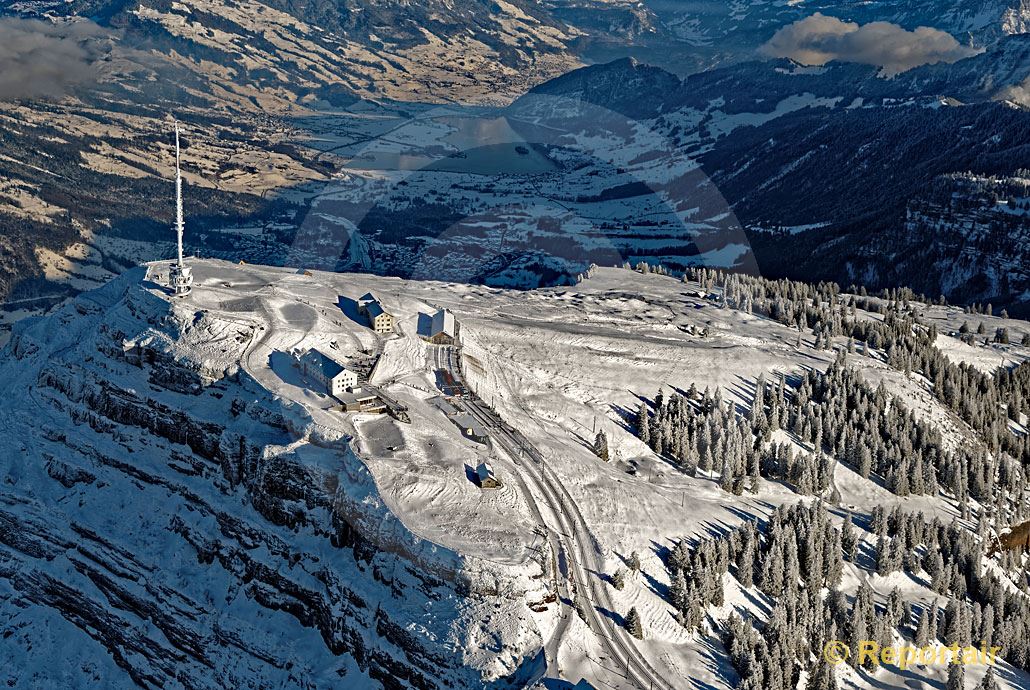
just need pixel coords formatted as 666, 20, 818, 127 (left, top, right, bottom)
477, 462, 501, 489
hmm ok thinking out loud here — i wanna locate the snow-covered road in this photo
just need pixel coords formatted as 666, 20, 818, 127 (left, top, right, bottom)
435, 342, 676, 690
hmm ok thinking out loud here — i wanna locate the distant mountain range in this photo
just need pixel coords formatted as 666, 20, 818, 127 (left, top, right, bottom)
0, 0, 1028, 317
545, 0, 1030, 73
515, 38, 1030, 311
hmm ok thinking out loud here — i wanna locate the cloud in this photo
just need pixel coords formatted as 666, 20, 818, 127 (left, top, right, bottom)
999, 77, 1030, 107
760, 13, 982, 75
0, 18, 112, 101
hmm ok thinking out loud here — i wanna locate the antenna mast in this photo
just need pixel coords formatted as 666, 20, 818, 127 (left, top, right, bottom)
168, 121, 193, 297
175, 123, 185, 268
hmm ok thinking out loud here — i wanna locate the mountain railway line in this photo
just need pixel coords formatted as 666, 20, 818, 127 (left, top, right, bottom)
433, 343, 677, 690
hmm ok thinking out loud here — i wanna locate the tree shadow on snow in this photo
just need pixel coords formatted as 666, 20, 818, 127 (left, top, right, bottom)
994, 664, 1030, 690
854, 536, 879, 572
697, 518, 737, 542
642, 568, 668, 600
594, 605, 625, 628
735, 586, 773, 619
609, 402, 637, 435
729, 375, 759, 413
693, 633, 740, 690
724, 503, 776, 528
650, 539, 672, 564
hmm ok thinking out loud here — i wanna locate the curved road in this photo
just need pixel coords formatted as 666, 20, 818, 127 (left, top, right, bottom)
433, 345, 676, 690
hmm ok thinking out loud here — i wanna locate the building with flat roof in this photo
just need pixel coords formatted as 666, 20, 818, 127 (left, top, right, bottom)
430, 396, 488, 442
298, 349, 358, 396
338, 387, 387, 414
454, 413, 489, 443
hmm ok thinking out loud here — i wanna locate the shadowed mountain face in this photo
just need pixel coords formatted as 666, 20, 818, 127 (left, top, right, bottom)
513, 40, 1030, 313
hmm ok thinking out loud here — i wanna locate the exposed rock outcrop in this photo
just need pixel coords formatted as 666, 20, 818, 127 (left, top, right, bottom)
0, 271, 546, 688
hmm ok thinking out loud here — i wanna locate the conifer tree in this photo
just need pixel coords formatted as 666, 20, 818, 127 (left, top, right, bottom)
841, 513, 858, 561
808, 657, 838, 690
612, 568, 625, 591
977, 665, 999, 690
946, 661, 964, 690
638, 403, 650, 445
670, 568, 687, 611
915, 607, 930, 647
876, 535, 893, 576
593, 430, 609, 462
887, 587, 904, 627
625, 607, 644, 639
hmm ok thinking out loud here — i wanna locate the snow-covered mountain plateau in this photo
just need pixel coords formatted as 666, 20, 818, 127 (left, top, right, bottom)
2, 0, 1030, 687
5, 258, 1030, 688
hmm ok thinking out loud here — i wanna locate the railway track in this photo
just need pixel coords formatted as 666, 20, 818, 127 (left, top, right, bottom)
433, 344, 677, 690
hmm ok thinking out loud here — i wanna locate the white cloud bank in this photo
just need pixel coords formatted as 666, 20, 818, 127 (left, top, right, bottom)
760, 13, 983, 75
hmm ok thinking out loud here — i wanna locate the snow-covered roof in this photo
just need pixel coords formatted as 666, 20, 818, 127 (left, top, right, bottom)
430, 396, 459, 415
430, 309, 455, 337
299, 349, 350, 380
358, 292, 377, 306
456, 413, 487, 438
338, 389, 378, 405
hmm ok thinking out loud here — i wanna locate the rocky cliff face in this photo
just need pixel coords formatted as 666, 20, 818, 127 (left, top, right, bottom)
0, 270, 545, 688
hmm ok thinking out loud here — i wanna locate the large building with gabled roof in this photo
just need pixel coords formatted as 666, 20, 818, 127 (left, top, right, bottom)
424, 308, 457, 345
357, 292, 396, 334
297, 349, 358, 396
